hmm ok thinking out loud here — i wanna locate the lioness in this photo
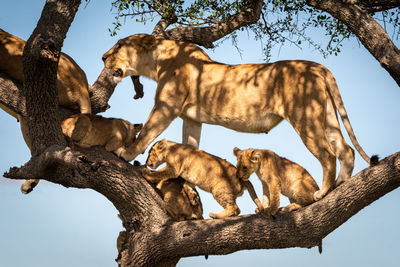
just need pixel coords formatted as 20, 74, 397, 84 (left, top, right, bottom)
234, 147, 319, 215
0, 28, 91, 114
102, 34, 372, 200
61, 114, 142, 156
142, 139, 263, 219
1, 28, 92, 194
147, 176, 204, 221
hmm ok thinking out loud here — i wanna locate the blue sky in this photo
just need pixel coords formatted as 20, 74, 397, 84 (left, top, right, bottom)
1, 1, 399, 266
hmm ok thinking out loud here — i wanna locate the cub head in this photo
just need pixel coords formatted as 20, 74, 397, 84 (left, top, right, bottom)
146, 139, 170, 169
233, 147, 261, 181
102, 34, 157, 83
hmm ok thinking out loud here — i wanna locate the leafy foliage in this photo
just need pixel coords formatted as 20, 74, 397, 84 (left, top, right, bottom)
110, 0, 400, 60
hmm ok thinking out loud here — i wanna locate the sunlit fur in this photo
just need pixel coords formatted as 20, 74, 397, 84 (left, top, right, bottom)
0, 28, 91, 114
234, 147, 319, 215
103, 33, 371, 201
147, 176, 204, 221
143, 139, 261, 219
1, 28, 92, 194
61, 114, 142, 156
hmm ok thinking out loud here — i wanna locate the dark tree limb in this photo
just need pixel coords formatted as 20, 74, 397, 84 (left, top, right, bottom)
5, 142, 400, 266
360, 0, 400, 12
158, 0, 264, 48
307, 0, 400, 87
22, 0, 82, 155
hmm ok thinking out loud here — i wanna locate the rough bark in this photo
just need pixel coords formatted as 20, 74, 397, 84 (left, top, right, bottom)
21, 0, 82, 156
307, 0, 400, 87
4, 145, 400, 266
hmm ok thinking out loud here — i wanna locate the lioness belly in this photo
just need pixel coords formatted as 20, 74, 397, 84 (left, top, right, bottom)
182, 106, 283, 133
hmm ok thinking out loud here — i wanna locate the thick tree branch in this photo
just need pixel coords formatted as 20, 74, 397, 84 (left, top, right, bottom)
161, 0, 263, 48
307, 0, 400, 87
4, 145, 171, 228
123, 151, 400, 266
0, 73, 26, 118
360, 0, 400, 12
6, 148, 399, 266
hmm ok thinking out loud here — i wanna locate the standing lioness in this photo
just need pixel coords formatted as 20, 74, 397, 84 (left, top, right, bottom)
234, 147, 319, 215
142, 139, 263, 219
102, 34, 372, 200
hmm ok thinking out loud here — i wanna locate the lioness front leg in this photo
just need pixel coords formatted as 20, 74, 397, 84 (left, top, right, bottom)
121, 104, 179, 161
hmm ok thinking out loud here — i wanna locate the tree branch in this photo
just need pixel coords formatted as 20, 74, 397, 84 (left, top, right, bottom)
306, 0, 400, 87
359, 0, 400, 12
4, 145, 171, 228
162, 0, 264, 48
122, 152, 400, 266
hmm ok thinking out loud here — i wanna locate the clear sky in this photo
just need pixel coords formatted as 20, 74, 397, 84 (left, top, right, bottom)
1, 1, 399, 267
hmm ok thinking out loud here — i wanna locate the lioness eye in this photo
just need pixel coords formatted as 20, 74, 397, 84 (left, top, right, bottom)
242, 166, 248, 172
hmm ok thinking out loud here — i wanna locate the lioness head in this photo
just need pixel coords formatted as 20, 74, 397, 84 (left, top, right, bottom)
146, 139, 170, 169
233, 147, 261, 181
102, 34, 157, 83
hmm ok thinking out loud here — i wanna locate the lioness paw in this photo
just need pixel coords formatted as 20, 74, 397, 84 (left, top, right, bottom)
120, 150, 135, 162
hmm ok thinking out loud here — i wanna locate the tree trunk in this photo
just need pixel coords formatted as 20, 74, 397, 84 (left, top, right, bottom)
307, 0, 400, 87
22, 0, 82, 155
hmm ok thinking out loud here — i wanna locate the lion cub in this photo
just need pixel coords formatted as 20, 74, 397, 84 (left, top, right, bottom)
234, 148, 319, 215
142, 139, 263, 219
146, 176, 204, 221
61, 114, 142, 156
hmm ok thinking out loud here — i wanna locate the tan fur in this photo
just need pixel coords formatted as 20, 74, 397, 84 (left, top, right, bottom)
103, 34, 371, 201
146, 176, 203, 221
234, 147, 319, 215
1, 28, 92, 193
142, 139, 262, 219
0, 28, 91, 113
61, 114, 142, 156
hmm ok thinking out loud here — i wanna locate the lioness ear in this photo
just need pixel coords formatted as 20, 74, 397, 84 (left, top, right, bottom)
250, 150, 261, 163
233, 147, 241, 157
135, 35, 156, 52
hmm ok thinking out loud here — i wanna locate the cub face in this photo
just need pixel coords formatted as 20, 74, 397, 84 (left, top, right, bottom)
146, 139, 169, 169
102, 34, 157, 82
233, 147, 261, 181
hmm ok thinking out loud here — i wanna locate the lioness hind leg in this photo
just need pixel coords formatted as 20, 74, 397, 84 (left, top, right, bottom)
296, 127, 336, 201
325, 100, 355, 186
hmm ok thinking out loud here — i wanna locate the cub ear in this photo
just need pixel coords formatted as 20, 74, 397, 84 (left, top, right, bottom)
135, 35, 156, 52
157, 139, 168, 151
250, 150, 261, 163
233, 147, 241, 157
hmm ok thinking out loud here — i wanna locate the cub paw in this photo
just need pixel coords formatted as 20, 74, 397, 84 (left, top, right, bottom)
313, 189, 327, 201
